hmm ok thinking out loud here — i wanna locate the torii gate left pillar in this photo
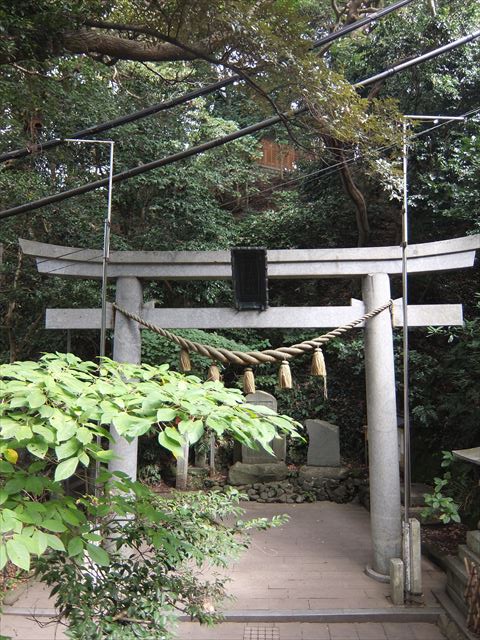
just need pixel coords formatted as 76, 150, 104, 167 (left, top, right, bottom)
109, 276, 142, 481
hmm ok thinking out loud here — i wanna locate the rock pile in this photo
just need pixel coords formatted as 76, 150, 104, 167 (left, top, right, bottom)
205, 472, 367, 504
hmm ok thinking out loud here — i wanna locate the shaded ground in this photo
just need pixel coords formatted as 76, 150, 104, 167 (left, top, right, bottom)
421, 523, 467, 556
2, 502, 447, 640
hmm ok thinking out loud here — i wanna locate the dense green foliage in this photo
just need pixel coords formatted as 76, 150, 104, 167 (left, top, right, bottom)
35, 489, 286, 639
0, 352, 299, 573
0, 0, 479, 509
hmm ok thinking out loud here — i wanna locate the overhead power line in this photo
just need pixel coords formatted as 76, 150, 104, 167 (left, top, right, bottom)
0, 0, 415, 165
311, 0, 414, 47
33, 106, 479, 278
1, 28, 479, 221
0, 77, 238, 164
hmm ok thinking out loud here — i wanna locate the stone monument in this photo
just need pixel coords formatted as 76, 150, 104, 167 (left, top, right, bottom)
299, 419, 347, 482
229, 390, 288, 485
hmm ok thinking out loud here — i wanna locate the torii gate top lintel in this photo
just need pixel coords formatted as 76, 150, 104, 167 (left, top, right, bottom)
19, 234, 480, 281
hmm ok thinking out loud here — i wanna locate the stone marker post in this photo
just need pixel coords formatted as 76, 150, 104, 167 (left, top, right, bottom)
242, 391, 286, 463
108, 276, 143, 481
306, 419, 341, 467
229, 390, 288, 484
363, 273, 401, 577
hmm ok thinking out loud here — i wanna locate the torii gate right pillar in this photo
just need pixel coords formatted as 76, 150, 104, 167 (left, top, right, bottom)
363, 273, 401, 576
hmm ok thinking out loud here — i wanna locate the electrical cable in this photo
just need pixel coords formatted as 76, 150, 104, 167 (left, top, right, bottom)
0, 76, 238, 164
220, 106, 480, 208
2, 28, 479, 221
312, 0, 414, 47
0, 0, 416, 165
34, 105, 479, 276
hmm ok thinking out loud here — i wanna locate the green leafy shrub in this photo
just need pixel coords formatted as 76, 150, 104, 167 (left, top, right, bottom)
422, 452, 461, 524
0, 353, 300, 573
34, 489, 286, 639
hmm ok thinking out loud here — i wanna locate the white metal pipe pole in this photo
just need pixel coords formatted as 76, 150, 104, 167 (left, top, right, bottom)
402, 120, 411, 523
65, 138, 114, 358
401, 120, 412, 593
401, 113, 465, 594
65, 138, 115, 494
100, 142, 115, 358
401, 113, 466, 517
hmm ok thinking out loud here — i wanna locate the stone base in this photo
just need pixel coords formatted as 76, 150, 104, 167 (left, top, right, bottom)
365, 564, 390, 583
228, 462, 288, 485
299, 465, 348, 481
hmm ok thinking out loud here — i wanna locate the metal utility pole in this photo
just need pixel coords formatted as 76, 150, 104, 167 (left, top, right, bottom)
401, 114, 465, 596
65, 139, 115, 358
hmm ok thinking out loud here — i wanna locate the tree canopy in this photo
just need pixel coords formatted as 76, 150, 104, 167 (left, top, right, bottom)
0, 0, 479, 501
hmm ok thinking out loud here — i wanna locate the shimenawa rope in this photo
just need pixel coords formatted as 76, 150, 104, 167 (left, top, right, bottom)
112, 299, 393, 367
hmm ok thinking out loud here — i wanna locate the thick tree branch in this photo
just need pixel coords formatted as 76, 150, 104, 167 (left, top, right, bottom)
324, 135, 370, 246
62, 29, 198, 62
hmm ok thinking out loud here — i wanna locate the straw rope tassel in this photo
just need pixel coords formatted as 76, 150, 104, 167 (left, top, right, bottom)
243, 367, 256, 394
180, 348, 192, 372
279, 360, 292, 389
207, 362, 221, 382
311, 347, 328, 399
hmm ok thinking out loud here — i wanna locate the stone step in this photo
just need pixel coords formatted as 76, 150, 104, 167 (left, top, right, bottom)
446, 583, 468, 617
444, 556, 468, 616
402, 505, 440, 525
358, 487, 440, 522
458, 544, 480, 570
466, 529, 480, 556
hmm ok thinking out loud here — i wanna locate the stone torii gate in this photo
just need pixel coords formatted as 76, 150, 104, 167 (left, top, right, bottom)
20, 234, 480, 578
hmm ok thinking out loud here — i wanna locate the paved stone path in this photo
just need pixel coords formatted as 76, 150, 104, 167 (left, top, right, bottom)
1, 502, 447, 640
178, 621, 445, 639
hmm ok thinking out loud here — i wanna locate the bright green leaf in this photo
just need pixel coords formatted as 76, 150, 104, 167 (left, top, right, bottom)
27, 440, 49, 459
6, 538, 30, 571
27, 390, 46, 409
156, 408, 177, 422
67, 536, 84, 557
54, 457, 79, 482
76, 427, 93, 444
42, 519, 67, 533
178, 419, 204, 444
0, 545, 7, 570
45, 533, 65, 552
86, 543, 110, 566
55, 439, 79, 460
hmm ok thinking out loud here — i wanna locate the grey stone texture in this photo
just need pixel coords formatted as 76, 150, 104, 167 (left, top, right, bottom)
452, 446, 480, 466
466, 529, 480, 556
20, 235, 480, 279
306, 419, 340, 467
299, 466, 348, 481
108, 276, 142, 482
362, 273, 401, 576
389, 558, 405, 605
240, 391, 286, 464
409, 518, 423, 596
46, 301, 464, 330
228, 462, 288, 485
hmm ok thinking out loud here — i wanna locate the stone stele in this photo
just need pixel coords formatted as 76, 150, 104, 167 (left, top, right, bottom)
240, 391, 286, 463
306, 419, 340, 467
